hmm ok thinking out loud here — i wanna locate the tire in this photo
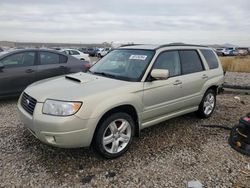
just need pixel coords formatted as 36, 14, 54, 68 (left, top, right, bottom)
196, 89, 216, 118
93, 112, 135, 159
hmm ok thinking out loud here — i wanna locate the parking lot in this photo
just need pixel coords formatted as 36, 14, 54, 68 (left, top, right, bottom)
1, 92, 250, 187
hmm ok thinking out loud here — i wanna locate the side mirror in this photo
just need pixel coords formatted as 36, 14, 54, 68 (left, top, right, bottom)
151, 69, 169, 80
0, 63, 4, 69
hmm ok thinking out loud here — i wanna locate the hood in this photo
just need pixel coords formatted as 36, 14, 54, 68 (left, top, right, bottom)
25, 72, 138, 102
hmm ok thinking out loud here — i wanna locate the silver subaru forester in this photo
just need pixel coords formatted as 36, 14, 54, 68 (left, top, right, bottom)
18, 44, 224, 158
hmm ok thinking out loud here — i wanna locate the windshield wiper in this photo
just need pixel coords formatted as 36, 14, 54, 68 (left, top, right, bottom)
87, 69, 93, 74
92, 71, 118, 79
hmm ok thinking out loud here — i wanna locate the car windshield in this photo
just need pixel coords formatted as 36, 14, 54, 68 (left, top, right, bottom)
89, 49, 155, 81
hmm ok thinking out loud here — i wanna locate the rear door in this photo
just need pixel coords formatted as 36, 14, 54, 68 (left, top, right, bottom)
36, 51, 68, 81
177, 50, 208, 108
0, 51, 37, 96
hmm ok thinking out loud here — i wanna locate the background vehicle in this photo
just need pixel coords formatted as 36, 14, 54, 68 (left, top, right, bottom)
96, 47, 112, 58
78, 47, 88, 54
0, 49, 88, 98
236, 48, 249, 56
60, 49, 90, 62
18, 44, 224, 158
216, 47, 237, 56
87, 47, 99, 57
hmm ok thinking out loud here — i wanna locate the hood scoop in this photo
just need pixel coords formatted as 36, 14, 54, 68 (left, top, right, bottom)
65, 75, 81, 82
65, 73, 97, 83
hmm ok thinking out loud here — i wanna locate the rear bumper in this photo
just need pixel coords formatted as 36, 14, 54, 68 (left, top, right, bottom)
17, 98, 98, 148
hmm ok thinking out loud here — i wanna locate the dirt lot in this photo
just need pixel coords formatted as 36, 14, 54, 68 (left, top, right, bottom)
1, 93, 250, 187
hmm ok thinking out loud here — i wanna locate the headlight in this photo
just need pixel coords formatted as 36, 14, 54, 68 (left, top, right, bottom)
43, 99, 82, 116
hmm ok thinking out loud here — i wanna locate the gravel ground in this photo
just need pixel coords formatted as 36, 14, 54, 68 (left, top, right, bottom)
1, 93, 250, 187
224, 72, 250, 87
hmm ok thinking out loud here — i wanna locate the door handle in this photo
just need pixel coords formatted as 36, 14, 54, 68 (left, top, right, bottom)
59, 66, 66, 68
173, 80, 182, 85
202, 74, 208, 79
25, 69, 35, 73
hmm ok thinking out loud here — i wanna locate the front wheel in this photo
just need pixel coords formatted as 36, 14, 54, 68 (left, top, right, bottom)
93, 113, 135, 159
196, 89, 216, 118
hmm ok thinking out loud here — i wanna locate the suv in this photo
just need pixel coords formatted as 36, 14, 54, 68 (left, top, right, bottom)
18, 44, 224, 158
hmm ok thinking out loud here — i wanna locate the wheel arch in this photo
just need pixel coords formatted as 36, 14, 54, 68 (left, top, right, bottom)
206, 85, 218, 95
91, 104, 140, 146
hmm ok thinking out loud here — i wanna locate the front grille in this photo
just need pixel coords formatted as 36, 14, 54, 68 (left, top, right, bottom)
21, 92, 37, 115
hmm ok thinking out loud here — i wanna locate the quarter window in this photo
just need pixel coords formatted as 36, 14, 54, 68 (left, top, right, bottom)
40, 52, 60, 65
153, 51, 181, 77
200, 49, 219, 69
0, 52, 35, 67
179, 50, 204, 74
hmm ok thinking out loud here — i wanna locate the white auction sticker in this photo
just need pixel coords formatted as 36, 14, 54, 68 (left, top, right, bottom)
129, 55, 147, 60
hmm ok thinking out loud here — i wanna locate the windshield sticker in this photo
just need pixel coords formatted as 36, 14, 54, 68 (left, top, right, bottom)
129, 55, 147, 60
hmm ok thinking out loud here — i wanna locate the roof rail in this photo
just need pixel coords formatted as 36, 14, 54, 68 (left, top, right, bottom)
156, 43, 208, 49
119, 44, 143, 47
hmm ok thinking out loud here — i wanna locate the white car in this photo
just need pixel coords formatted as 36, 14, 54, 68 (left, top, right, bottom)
96, 48, 112, 58
60, 49, 90, 62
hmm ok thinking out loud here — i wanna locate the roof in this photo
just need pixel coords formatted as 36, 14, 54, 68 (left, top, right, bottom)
0, 48, 67, 58
120, 43, 209, 50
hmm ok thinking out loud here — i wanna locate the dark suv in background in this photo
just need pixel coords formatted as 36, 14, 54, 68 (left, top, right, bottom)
87, 47, 99, 56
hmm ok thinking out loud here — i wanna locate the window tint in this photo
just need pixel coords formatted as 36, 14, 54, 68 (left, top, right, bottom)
153, 51, 181, 77
200, 49, 219, 69
71, 50, 80, 55
179, 50, 204, 74
0, 52, 35, 67
40, 52, 60, 65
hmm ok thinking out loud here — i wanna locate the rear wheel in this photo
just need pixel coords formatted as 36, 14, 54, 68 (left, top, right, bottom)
93, 113, 135, 158
196, 89, 216, 118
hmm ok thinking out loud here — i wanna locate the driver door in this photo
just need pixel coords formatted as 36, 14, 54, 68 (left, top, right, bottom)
142, 50, 184, 126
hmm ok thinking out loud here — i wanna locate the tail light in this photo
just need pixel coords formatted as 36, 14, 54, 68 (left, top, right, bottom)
83, 63, 91, 69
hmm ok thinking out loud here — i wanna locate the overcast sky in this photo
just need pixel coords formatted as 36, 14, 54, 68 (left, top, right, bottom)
0, 0, 249, 45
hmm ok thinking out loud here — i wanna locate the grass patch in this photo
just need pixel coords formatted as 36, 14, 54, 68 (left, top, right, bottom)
219, 56, 250, 73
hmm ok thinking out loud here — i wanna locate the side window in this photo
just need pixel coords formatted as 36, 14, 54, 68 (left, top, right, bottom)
200, 49, 219, 69
179, 50, 204, 75
60, 55, 68, 64
71, 50, 80, 55
153, 51, 181, 77
40, 52, 60, 65
0, 52, 35, 68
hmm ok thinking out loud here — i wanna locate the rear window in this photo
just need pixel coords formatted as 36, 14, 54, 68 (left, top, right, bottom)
179, 50, 204, 75
200, 49, 219, 69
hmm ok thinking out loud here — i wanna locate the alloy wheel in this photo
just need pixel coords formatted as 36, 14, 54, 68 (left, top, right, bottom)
102, 119, 132, 154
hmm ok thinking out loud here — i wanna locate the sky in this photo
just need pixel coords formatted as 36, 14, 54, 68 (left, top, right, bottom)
0, 0, 250, 46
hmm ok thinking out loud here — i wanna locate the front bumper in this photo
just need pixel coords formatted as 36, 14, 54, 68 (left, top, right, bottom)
17, 97, 98, 148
